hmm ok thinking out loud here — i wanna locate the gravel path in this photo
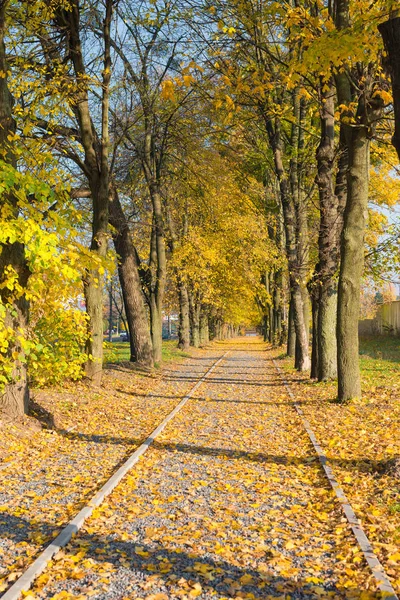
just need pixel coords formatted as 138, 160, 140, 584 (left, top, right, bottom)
3, 340, 379, 599
0, 351, 223, 595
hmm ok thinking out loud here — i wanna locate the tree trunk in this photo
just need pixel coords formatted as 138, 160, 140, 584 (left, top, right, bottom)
292, 284, 309, 371
318, 288, 337, 379
263, 110, 310, 371
315, 82, 339, 381
189, 292, 201, 347
214, 318, 222, 341
334, 0, 382, 401
55, 2, 113, 385
150, 293, 163, 365
148, 185, 166, 364
0, 7, 30, 417
178, 280, 190, 350
0, 247, 30, 417
379, 16, 400, 160
199, 308, 209, 345
265, 272, 274, 343
337, 126, 370, 401
287, 296, 296, 357
294, 285, 310, 369
263, 314, 268, 342
109, 189, 153, 367
310, 288, 319, 379
273, 270, 282, 346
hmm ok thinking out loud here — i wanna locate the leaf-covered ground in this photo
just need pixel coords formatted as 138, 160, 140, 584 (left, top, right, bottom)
0, 347, 221, 595
274, 337, 400, 596
1, 338, 396, 600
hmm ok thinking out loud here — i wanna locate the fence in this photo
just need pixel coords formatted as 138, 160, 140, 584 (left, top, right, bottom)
359, 300, 400, 336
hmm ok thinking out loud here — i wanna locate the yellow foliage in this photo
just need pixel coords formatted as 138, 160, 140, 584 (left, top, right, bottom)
0, 163, 104, 389
160, 79, 175, 101
168, 151, 280, 327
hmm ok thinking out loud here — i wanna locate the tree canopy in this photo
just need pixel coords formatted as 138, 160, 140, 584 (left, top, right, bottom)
0, 0, 399, 415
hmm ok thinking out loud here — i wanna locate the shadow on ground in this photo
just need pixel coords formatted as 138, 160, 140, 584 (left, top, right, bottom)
0, 512, 376, 599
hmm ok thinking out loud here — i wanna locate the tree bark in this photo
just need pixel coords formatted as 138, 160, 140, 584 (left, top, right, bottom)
310, 288, 319, 379
378, 16, 400, 160
199, 308, 209, 345
0, 6, 30, 417
273, 270, 282, 346
287, 296, 296, 357
189, 292, 200, 347
109, 189, 153, 367
263, 108, 310, 370
263, 314, 268, 342
292, 93, 310, 370
53, 1, 113, 385
337, 126, 370, 401
146, 180, 166, 364
177, 280, 190, 350
334, 0, 383, 401
315, 82, 339, 380
150, 293, 163, 364
167, 204, 190, 351
295, 286, 310, 369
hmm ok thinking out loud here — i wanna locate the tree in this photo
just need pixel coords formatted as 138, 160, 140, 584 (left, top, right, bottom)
11, 1, 116, 385
0, 1, 30, 416
48, 1, 114, 385
197, 0, 314, 370
168, 148, 279, 341
379, 9, 400, 160
109, 187, 153, 366
109, 0, 198, 362
333, 0, 385, 401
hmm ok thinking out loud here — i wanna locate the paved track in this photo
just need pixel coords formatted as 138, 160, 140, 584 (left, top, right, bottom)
2, 340, 393, 599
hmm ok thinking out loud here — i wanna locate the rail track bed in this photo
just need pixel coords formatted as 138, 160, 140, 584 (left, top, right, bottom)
1, 340, 398, 599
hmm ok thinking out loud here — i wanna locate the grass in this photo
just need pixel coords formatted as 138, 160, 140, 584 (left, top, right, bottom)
103, 340, 191, 366
358, 335, 400, 390
359, 335, 400, 363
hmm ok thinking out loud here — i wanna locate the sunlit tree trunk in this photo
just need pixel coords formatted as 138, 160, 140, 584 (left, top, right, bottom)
148, 205, 165, 364
334, 0, 383, 401
337, 126, 370, 400
167, 205, 190, 351
287, 295, 296, 357
53, 1, 113, 385
109, 189, 153, 367
144, 151, 166, 364
315, 82, 339, 381
189, 291, 200, 347
177, 280, 190, 350
0, 5, 30, 417
291, 94, 310, 370
263, 105, 310, 370
199, 308, 209, 345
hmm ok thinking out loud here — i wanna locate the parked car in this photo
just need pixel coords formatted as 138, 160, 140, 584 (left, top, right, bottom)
120, 331, 129, 342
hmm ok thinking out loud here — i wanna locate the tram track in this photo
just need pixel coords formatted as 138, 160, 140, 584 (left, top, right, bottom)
273, 359, 399, 600
0, 352, 229, 600
1, 344, 398, 599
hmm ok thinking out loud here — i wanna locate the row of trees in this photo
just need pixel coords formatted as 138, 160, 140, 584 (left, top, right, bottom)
0, 0, 399, 417
203, 0, 400, 401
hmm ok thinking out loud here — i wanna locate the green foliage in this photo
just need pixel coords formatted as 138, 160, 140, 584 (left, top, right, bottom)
103, 341, 191, 365
0, 161, 103, 388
